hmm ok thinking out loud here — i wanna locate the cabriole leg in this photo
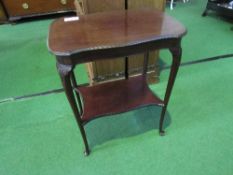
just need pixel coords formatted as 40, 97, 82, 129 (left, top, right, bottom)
159, 46, 182, 136
56, 63, 90, 156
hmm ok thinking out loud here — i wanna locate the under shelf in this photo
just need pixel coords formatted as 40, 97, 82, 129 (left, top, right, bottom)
76, 75, 164, 123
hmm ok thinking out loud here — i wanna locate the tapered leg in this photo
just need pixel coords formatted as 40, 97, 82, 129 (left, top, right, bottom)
202, 1, 209, 17
202, 9, 208, 17
159, 46, 182, 136
57, 63, 90, 155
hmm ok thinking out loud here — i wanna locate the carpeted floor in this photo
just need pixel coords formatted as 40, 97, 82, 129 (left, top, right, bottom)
0, 0, 233, 175
0, 19, 88, 99
160, 0, 233, 65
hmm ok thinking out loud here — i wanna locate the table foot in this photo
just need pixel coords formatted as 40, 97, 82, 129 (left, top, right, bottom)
202, 10, 208, 17
84, 149, 90, 156
159, 130, 165, 136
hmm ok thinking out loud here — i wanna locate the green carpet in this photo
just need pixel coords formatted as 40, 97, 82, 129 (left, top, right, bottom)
1, 58, 233, 175
1, 0, 233, 174
160, 0, 233, 65
0, 20, 88, 100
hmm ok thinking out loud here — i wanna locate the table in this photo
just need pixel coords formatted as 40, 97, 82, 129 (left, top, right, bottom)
48, 9, 187, 155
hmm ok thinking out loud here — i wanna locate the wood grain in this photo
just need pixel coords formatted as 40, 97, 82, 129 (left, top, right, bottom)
128, 0, 165, 10
82, 0, 125, 82
77, 75, 164, 122
2, 0, 75, 21
0, 2, 7, 22
79, 0, 165, 83
128, 0, 166, 79
48, 9, 187, 56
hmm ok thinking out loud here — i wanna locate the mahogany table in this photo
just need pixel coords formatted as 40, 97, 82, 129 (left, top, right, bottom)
48, 9, 187, 155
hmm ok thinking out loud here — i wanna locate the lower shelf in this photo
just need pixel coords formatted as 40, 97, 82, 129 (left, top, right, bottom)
76, 75, 164, 123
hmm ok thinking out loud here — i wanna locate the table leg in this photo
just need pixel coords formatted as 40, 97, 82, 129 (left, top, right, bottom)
56, 63, 90, 156
202, 0, 210, 17
159, 46, 182, 136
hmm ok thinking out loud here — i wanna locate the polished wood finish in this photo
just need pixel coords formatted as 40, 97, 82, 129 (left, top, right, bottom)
127, 0, 165, 80
77, 76, 164, 123
2, 0, 75, 21
84, 0, 125, 13
81, 0, 126, 83
128, 0, 165, 11
49, 10, 186, 55
0, 1, 7, 23
48, 9, 187, 155
78, 0, 165, 83
0, 2, 7, 23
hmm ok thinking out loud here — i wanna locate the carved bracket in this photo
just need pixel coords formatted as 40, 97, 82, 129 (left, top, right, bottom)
56, 63, 73, 76
169, 46, 182, 63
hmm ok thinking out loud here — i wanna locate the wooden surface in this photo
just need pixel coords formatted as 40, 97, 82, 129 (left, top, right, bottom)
127, 0, 165, 79
0, 2, 7, 22
82, 0, 125, 83
84, 0, 125, 13
79, 0, 166, 83
48, 9, 186, 155
48, 9, 186, 56
77, 75, 164, 122
2, 0, 75, 21
128, 0, 165, 10
77, 0, 125, 84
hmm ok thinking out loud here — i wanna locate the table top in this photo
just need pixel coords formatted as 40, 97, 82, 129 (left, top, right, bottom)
48, 8, 186, 57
